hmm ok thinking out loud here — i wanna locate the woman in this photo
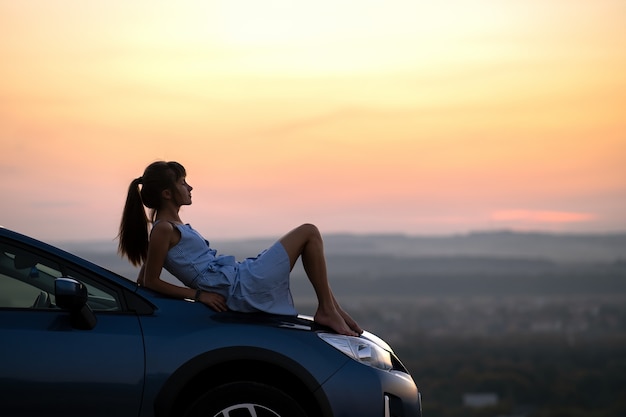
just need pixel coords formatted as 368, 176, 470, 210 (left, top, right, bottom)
118, 161, 362, 336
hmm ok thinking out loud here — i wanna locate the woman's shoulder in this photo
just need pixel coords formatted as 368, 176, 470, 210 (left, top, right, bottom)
151, 220, 183, 246
152, 220, 176, 233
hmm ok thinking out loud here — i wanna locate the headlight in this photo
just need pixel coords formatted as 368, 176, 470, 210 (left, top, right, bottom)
318, 333, 393, 371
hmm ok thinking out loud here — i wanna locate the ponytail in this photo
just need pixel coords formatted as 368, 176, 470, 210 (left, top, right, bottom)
118, 177, 149, 266
117, 161, 187, 266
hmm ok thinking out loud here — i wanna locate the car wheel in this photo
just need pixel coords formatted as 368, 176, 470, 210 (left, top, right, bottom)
185, 381, 309, 417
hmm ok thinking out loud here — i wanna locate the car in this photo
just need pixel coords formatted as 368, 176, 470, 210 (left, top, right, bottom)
0, 226, 422, 417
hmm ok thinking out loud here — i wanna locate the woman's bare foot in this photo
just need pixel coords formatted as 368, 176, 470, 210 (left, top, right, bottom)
338, 308, 363, 335
314, 308, 359, 336
333, 301, 363, 334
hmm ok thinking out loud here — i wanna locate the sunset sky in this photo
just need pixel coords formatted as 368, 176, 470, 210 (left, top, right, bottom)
1, 0, 624, 243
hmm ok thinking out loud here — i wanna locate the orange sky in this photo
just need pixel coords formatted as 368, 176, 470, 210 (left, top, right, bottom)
1, 0, 625, 242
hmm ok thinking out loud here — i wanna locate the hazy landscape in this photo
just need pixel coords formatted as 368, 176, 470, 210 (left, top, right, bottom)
57, 230, 626, 417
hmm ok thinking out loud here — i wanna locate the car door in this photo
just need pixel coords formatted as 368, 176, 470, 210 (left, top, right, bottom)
0, 241, 145, 417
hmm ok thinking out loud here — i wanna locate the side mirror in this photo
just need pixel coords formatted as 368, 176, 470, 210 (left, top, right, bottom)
55, 278, 97, 330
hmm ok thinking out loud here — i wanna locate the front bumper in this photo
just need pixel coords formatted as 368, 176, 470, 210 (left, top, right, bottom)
317, 359, 422, 416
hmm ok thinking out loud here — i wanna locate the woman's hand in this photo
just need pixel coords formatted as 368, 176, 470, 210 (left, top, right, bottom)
198, 291, 228, 312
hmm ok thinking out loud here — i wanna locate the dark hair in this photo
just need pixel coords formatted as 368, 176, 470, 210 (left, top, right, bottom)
118, 161, 187, 266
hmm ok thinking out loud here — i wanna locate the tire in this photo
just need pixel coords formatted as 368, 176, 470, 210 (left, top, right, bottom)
185, 381, 309, 417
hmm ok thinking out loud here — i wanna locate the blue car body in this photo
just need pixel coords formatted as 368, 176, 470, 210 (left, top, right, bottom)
0, 227, 422, 417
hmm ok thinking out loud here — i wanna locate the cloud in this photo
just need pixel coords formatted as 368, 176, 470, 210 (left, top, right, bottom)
29, 201, 82, 209
491, 210, 595, 224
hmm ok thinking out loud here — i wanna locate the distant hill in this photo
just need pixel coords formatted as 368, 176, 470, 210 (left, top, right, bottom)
56, 230, 626, 264
210, 230, 626, 263
52, 231, 626, 298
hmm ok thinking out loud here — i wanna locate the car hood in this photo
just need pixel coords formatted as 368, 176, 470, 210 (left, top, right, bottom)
211, 311, 394, 353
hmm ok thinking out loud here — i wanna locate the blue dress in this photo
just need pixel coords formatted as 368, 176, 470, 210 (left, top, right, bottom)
161, 223, 296, 316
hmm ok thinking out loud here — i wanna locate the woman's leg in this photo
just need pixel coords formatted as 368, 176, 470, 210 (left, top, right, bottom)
279, 224, 362, 336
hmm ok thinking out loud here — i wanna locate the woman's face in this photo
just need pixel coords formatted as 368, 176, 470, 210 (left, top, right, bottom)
173, 176, 193, 206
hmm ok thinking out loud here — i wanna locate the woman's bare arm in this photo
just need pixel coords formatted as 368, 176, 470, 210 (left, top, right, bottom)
141, 221, 227, 311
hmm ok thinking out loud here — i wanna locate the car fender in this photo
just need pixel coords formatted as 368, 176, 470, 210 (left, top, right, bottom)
154, 345, 334, 417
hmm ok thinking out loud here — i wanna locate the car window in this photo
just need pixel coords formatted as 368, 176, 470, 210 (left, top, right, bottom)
64, 267, 122, 311
0, 243, 121, 311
